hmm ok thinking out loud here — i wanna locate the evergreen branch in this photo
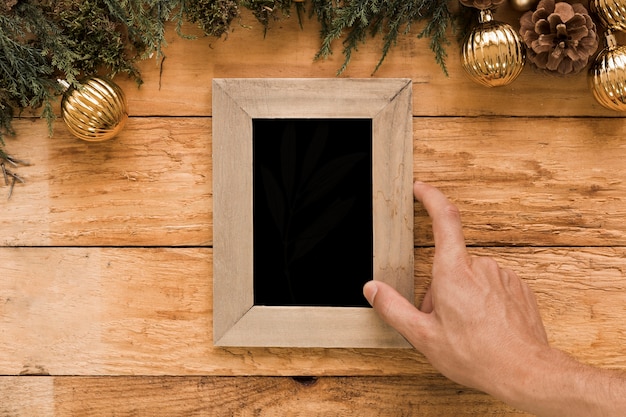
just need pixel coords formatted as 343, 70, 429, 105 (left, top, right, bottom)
371, 1, 414, 75
0, 99, 14, 153
0, 6, 58, 139
240, 0, 292, 36
316, 0, 459, 76
417, 0, 452, 76
180, 0, 238, 38
329, 0, 380, 75
309, 0, 335, 41
0, 0, 474, 160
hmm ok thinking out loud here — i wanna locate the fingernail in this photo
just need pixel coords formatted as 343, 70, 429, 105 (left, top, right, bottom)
363, 281, 378, 305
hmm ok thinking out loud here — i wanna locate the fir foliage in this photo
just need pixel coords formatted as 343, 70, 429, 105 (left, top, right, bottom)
241, 0, 292, 33
315, 0, 459, 76
0, 0, 472, 156
183, 0, 238, 38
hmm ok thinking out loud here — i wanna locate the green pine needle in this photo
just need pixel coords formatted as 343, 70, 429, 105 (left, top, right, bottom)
0, 0, 472, 155
315, 0, 457, 76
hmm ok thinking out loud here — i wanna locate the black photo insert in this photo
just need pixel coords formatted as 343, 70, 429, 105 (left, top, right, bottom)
253, 118, 373, 307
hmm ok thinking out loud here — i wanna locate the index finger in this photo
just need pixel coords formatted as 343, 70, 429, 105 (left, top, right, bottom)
413, 181, 469, 263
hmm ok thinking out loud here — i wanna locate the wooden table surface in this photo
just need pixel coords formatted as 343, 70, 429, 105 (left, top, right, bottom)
2, 4, 626, 415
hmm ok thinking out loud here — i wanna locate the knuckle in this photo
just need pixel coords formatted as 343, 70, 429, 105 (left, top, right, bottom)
442, 201, 462, 221
471, 255, 500, 272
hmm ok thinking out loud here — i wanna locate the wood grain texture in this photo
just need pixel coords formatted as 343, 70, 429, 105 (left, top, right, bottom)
0, 376, 532, 416
412, 116, 626, 246
0, 377, 54, 416
1, 247, 625, 376
107, 7, 623, 118
4, 117, 626, 247
1, 2, 626, 415
0, 118, 211, 246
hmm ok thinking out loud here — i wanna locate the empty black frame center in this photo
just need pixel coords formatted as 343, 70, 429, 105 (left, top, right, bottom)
252, 118, 373, 307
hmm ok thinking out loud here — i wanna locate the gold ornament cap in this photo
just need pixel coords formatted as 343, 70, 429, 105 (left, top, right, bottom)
60, 77, 129, 142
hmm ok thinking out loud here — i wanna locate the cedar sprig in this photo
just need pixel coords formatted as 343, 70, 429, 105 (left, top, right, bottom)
0, 2, 64, 139
0, 0, 472, 156
1, 153, 28, 199
240, 0, 293, 35
315, 0, 459, 75
182, 0, 239, 38
0, 0, 201, 147
51, 0, 142, 80
308, 0, 334, 36
415, 0, 453, 76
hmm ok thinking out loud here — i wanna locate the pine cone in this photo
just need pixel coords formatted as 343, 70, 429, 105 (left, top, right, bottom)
519, 0, 598, 74
459, 0, 506, 10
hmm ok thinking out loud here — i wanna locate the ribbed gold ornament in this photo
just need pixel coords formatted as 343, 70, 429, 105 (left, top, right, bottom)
589, 32, 626, 111
590, 0, 626, 31
60, 77, 129, 142
461, 10, 526, 87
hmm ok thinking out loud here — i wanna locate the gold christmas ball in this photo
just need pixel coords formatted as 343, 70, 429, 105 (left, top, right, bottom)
590, 0, 626, 31
589, 33, 626, 111
60, 77, 129, 142
461, 10, 526, 87
510, 0, 539, 12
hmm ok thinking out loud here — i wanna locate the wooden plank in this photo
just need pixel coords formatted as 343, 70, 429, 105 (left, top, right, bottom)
0, 376, 532, 416
413, 116, 626, 246
0, 374, 521, 416
0, 377, 54, 416
3, 117, 626, 247
104, 8, 622, 118
1, 247, 625, 376
0, 3, 622, 416
0, 118, 211, 246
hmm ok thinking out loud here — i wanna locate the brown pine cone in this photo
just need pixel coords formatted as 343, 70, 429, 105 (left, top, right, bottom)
519, 0, 599, 74
459, 0, 506, 9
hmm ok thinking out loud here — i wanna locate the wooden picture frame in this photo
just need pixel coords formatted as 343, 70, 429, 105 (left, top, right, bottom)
213, 78, 414, 348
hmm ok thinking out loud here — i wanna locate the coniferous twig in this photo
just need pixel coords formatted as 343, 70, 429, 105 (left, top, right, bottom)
0, 0, 196, 147
315, 0, 459, 75
1, 153, 28, 199
416, 0, 453, 76
181, 0, 239, 38
0, 0, 474, 158
0, 5, 60, 140
309, 0, 334, 38
240, 0, 292, 36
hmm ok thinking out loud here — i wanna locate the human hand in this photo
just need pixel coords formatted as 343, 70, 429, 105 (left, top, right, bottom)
363, 181, 549, 397
364, 181, 626, 417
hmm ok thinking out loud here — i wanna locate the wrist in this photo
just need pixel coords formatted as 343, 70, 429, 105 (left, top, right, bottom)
492, 347, 589, 416
495, 346, 625, 417
485, 345, 557, 411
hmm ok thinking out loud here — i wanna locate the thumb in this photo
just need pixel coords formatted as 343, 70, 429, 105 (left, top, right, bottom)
363, 280, 430, 348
